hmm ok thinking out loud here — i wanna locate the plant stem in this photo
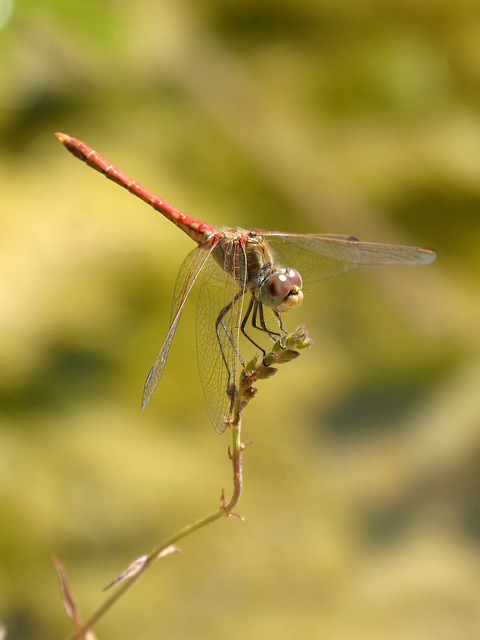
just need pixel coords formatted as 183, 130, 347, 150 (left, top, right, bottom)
66, 386, 245, 640
64, 326, 312, 640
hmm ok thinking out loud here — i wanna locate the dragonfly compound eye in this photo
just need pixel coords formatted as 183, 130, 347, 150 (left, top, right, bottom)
259, 268, 304, 311
285, 268, 303, 290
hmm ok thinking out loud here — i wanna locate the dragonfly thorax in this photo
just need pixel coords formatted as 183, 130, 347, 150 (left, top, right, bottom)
258, 267, 304, 312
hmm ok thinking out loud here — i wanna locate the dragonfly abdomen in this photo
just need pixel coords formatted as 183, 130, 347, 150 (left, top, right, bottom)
55, 132, 215, 246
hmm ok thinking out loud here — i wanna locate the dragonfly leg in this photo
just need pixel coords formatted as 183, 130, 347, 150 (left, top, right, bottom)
240, 297, 285, 354
257, 303, 285, 340
215, 290, 246, 391
240, 298, 268, 354
240, 297, 293, 365
273, 309, 289, 334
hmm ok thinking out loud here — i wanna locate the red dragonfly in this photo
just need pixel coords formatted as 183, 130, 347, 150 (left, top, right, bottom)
56, 132, 436, 433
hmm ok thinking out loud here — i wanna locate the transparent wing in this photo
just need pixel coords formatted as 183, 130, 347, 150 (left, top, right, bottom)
196, 243, 248, 434
259, 232, 436, 284
141, 243, 215, 410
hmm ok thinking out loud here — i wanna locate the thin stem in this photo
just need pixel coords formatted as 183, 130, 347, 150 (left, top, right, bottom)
64, 326, 312, 640
66, 389, 245, 640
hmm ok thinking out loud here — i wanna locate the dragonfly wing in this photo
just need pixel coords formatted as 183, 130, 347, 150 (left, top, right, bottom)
196, 242, 247, 434
141, 242, 216, 410
263, 233, 436, 284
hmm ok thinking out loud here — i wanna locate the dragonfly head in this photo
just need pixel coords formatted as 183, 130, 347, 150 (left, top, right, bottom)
259, 268, 304, 312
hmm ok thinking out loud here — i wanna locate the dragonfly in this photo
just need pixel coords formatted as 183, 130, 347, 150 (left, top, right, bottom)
55, 132, 436, 433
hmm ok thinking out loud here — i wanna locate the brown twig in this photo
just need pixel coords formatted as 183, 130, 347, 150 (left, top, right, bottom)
63, 325, 313, 640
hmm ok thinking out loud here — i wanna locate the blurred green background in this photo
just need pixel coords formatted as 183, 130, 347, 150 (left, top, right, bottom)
1, 0, 480, 638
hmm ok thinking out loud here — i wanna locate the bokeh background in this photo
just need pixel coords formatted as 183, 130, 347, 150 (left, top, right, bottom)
1, 1, 480, 638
